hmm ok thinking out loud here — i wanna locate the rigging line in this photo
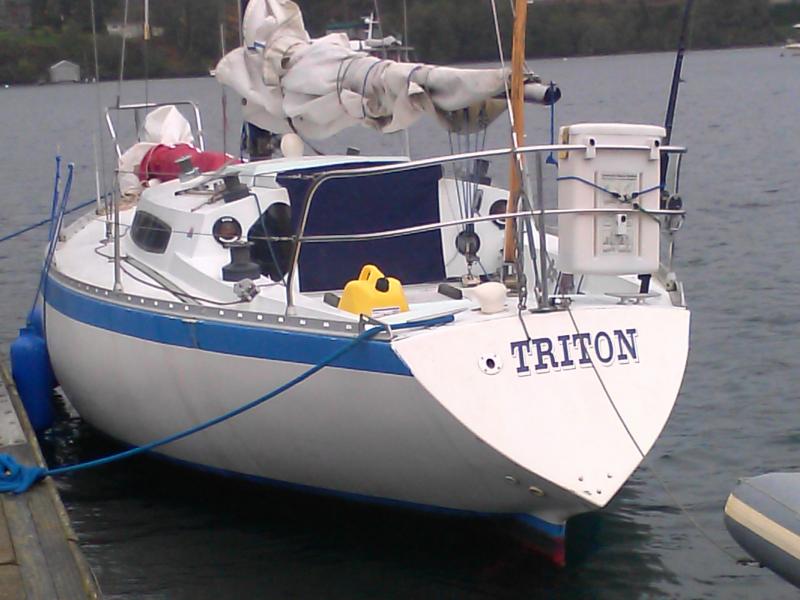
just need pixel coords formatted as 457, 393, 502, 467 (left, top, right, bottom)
0, 198, 99, 245
563, 304, 751, 566
489, 0, 514, 128
372, 0, 386, 59
285, 119, 325, 156
89, 0, 109, 214
237, 0, 244, 48
32, 164, 74, 317
118, 260, 245, 306
117, 0, 130, 107
144, 0, 150, 109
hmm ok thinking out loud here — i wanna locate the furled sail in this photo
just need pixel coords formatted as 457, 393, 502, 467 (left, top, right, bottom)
215, 0, 559, 140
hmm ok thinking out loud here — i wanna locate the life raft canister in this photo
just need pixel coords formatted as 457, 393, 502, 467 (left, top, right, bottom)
338, 265, 409, 317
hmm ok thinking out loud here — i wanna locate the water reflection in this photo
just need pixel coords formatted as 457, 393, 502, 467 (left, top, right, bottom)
37, 394, 681, 599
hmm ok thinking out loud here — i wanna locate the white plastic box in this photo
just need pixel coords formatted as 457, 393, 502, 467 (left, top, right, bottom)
556, 123, 665, 276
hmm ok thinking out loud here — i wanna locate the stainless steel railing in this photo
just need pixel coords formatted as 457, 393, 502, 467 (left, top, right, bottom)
281, 143, 686, 312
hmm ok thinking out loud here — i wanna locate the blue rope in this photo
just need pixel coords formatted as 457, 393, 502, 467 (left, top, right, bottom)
0, 314, 454, 493
556, 176, 663, 203
0, 197, 98, 245
48, 156, 62, 241
0, 456, 46, 494
30, 164, 74, 319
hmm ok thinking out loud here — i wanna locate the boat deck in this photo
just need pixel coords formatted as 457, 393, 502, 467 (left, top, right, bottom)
0, 364, 99, 599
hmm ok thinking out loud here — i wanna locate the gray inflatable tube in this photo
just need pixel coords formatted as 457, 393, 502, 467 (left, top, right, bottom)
725, 472, 800, 588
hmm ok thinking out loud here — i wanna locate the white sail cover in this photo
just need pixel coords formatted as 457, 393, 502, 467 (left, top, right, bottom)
215, 0, 550, 139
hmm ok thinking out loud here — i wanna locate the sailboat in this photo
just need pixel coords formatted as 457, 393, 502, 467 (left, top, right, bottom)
325, 11, 411, 60
783, 24, 800, 56
21, 0, 690, 564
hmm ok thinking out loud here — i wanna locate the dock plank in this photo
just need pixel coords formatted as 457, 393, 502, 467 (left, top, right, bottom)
2, 492, 58, 600
0, 364, 100, 599
0, 501, 15, 566
0, 563, 24, 600
28, 486, 92, 599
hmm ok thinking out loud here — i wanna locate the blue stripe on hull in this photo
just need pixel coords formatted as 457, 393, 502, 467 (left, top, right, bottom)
44, 276, 411, 376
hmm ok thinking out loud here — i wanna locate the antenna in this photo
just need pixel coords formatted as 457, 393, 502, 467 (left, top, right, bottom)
661, 0, 695, 189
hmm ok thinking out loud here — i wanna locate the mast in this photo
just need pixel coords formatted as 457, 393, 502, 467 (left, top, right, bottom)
503, 0, 528, 264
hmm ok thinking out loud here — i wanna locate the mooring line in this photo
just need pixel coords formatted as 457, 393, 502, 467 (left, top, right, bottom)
563, 304, 755, 565
0, 315, 453, 494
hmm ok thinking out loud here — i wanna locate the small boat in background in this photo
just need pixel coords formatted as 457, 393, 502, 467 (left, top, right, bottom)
781, 24, 800, 56
725, 473, 800, 588
325, 12, 413, 60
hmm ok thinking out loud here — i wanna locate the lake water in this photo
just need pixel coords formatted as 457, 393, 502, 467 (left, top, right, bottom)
1, 46, 799, 598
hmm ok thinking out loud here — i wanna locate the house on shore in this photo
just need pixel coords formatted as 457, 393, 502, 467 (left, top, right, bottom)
49, 60, 80, 84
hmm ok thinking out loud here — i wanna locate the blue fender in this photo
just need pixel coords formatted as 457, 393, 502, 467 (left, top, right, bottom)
10, 308, 56, 432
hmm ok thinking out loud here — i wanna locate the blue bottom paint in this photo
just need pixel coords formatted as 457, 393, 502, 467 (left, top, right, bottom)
98, 435, 566, 542
515, 513, 567, 539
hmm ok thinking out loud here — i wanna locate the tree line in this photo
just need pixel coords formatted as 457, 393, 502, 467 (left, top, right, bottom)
0, 0, 793, 85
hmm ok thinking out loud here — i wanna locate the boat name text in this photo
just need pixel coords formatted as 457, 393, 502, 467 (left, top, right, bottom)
509, 328, 638, 375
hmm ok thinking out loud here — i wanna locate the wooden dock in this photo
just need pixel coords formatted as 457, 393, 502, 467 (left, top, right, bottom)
0, 364, 100, 599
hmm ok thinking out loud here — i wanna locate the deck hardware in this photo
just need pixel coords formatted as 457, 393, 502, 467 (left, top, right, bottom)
478, 353, 502, 375
605, 292, 659, 305
233, 278, 259, 302
528, 486, 545, 497
504, 475, 519, 485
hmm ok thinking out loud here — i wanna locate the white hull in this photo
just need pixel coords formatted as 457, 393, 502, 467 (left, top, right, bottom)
32, 118, 691, 564
44, 274, 689, 527
45, 305, 584, 521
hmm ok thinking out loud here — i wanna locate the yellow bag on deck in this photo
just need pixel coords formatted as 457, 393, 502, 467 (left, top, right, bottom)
338, 265, 409, 317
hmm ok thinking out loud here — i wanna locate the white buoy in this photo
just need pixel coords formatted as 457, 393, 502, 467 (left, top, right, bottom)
280, 133, 304, 159
463, 282, 507, 314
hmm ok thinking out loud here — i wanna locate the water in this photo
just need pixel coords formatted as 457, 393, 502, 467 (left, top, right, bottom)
1, 46, 799, 598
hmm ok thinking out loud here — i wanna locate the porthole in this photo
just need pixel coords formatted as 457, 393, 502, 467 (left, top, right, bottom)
212, 217, 243, 244
489, 199, 507, 229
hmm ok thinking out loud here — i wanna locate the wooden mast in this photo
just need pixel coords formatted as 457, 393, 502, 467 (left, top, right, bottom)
503, 0, 528, 263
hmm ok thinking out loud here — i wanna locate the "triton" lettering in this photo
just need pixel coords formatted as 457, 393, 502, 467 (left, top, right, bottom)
509, 329, 639, 376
